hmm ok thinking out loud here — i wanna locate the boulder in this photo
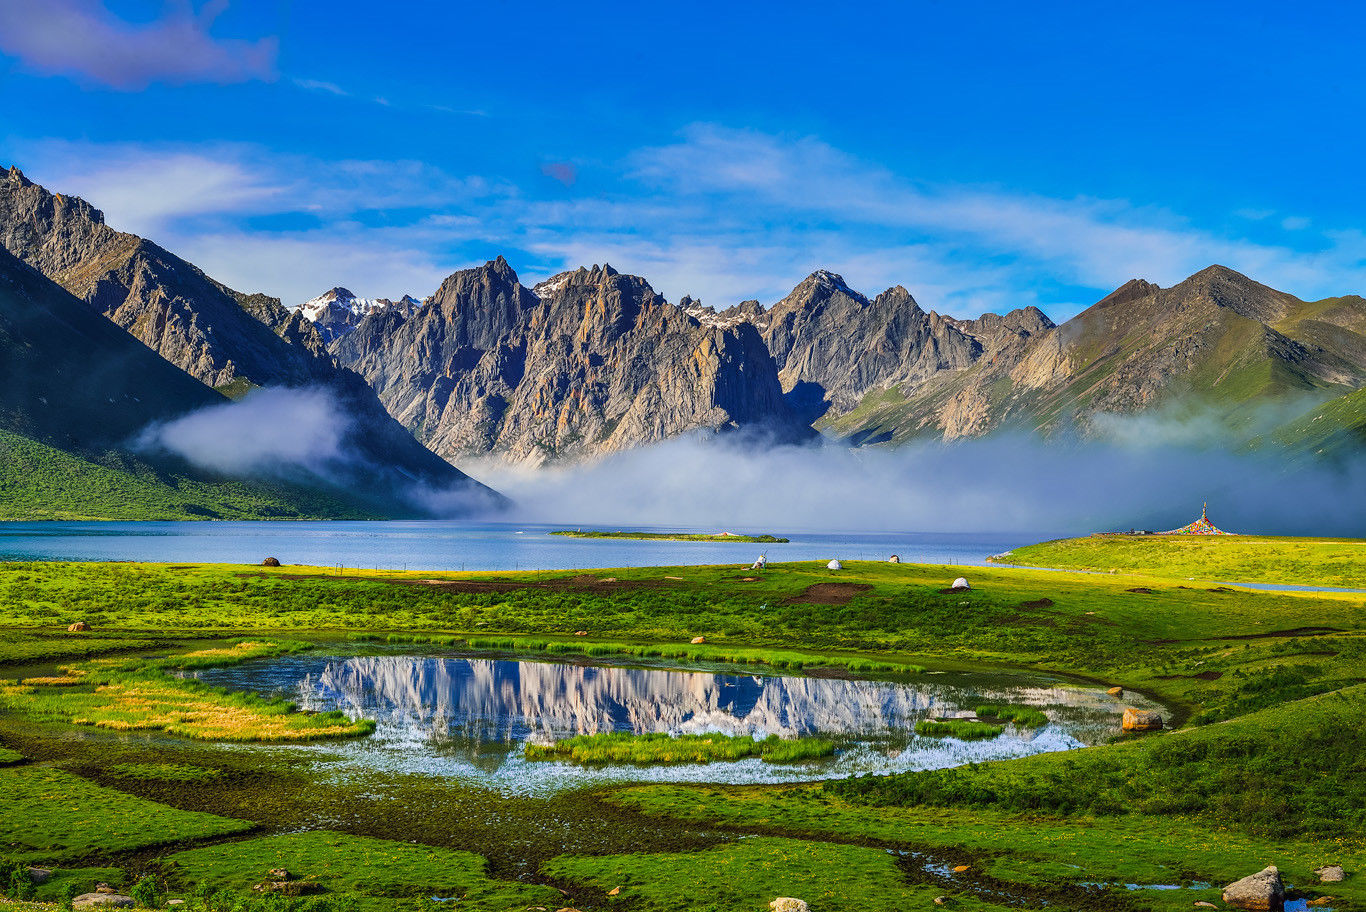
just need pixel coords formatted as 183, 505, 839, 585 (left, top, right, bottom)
1222, 865, 1284, 911
769, 900, 809, 912
27, 867, 52, 885
1194, 903, 1218, 909
952, 865, 971, 873
1122, 709, 1164, 731
1315, 865, 1344, 882
574, 630, 588, 636
607, 886, 621, 895
72, 894, 134, 910
951, 578, 970, 590
1106, 686, 1123, 697
68, 621, 90, 632
690, 636, 707, 645
262, 557, 281, 567
888, 555, 900, 563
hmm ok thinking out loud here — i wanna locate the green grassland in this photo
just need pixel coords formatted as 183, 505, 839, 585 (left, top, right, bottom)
524, 732, 835, 765
0, 551, 1363, 911
551, 530, 790, 542
0, 765, 252, 863
169, 832, 560, 907
1002, 533, 1366, 588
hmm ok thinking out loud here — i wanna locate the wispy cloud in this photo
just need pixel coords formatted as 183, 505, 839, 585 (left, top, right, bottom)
10, 125, 1363, 318
0, 0, 276, 90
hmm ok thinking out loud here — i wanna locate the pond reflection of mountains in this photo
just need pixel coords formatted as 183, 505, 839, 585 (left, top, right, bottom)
296, 655, 1133, 748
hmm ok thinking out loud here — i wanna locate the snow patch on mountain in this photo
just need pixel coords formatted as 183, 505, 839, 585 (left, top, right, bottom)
297, 287, 420, 343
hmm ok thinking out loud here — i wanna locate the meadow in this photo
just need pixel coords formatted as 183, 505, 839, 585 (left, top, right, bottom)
0, 547, 1362, 911
524, 732, 836, 765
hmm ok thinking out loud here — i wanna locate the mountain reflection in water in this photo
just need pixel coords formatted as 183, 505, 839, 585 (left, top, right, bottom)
194, 654, 1162, 793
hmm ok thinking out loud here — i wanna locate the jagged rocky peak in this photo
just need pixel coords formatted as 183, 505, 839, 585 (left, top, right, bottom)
298, 286, 421, 344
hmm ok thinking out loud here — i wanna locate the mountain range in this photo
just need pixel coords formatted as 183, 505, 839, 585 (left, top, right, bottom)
2, 163, 1363, 523
308, 257, 1366, 463
0, 166, 498, 518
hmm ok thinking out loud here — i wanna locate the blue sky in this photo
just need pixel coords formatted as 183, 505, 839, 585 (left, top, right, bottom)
2, 0, 1363, 320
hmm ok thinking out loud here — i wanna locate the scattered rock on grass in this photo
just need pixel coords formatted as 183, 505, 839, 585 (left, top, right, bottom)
72, 893, 133, 909
1221, 865, 1283, 911
26, 868, 52, 885
262, 557, 281, 567
607, 886, 621, 895
690, 636, 706, 644
952, 865, 971, 873
1315, 865, 1344, 882
1107, 687, 1123, 697
1122, 709, 1163, 731
68, 621, 90, 632
574, 631, 588, 636
1194, 903, 1218, 909
769, 900, 808, 912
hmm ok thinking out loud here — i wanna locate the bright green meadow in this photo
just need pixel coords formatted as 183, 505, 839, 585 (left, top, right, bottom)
0, 536, 1362, 911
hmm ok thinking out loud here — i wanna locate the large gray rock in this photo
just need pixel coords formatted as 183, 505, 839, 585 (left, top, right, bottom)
1222, 865, 1284, 911
768, 899, 808, 912
1315, 864, 1344, 882
71, 893, 134, 909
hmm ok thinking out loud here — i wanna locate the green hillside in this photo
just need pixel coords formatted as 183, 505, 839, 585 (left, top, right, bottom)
1262, 385, 1366, 460
0, 246, 414, 520
0, 429, 370, 520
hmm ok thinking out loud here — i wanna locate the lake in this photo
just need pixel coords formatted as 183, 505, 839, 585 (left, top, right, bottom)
0, 521, 1047, 570
191, 649, 1163, 795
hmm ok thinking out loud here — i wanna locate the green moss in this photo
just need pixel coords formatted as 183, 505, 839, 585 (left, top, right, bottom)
543, 837, 1010, 912
973, 705, 1048, 727
168, 831, 560, 905
0, 766, 251, 862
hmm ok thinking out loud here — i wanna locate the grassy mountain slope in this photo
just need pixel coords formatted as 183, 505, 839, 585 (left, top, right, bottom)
1261, 384, 1366, 460
0, 246, 399, 520
823, 267, 1366, 447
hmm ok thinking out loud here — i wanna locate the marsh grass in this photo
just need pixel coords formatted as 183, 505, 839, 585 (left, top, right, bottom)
915, 720, 1004, 740
168, 831, 560, 906
974, 704, 1049, 727
0, 765, 250, 862
525, 732, 836, 765
0, 641, 372, 743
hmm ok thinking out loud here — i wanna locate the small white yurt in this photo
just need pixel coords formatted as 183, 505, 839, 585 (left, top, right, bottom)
827, 559, 843, 571
951, 577, 970, 590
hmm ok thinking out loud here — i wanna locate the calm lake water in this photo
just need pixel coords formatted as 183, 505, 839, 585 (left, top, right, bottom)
0, 521, 1047, 570
193, 650, 1162, 794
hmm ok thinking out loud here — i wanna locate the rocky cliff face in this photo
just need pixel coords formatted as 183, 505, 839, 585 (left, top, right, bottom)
333, 258, 807, 465
822, 265, 1366, 444
0, 166, 499, 511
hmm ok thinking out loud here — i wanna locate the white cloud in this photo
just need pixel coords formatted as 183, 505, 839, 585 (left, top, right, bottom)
0, 0, 276, 90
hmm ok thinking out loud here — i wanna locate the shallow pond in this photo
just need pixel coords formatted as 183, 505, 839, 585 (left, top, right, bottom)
192, 651, 1165, 795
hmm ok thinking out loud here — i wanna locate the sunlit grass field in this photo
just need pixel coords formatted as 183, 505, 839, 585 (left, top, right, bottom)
0, 550, 1362, 911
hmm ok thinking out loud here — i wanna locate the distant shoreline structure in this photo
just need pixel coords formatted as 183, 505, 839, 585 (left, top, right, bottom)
1092, 502, 1234, 537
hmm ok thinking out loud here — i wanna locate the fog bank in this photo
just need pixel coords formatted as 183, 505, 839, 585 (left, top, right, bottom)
472, 432, 1366, 537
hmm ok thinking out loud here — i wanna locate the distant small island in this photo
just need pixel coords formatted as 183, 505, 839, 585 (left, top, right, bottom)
551, 530, 789, 543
